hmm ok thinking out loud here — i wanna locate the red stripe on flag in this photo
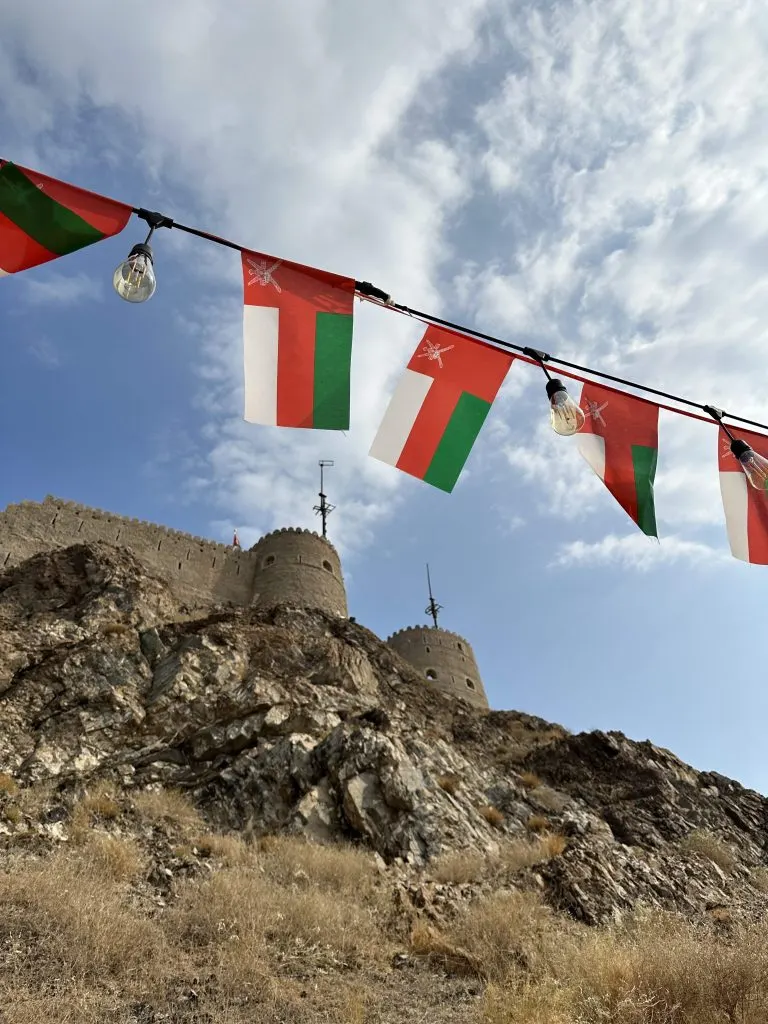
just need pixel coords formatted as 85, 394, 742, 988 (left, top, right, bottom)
719, 427, 768, 563
407, 326, 512, 402
242, 250, 355, 428
1, 161, 132, 235
396, 378, 462, 479
0, 209, 57, 272
579, 382, 658, 525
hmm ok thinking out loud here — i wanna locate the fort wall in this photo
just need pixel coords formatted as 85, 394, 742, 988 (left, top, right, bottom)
387, 625, 489, 710
0, 496, 253, 607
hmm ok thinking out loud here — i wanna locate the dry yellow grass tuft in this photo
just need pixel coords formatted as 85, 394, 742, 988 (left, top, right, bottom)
519, 771, 542, 790
431, 848, 488, 884
479, 805, 505, 828
431, 834, 568, 885
133, 787, 203, 831
100, 622, 132, 636
436, 773, 461, 795
680, 829, 736, 873
0, 771, 19, 795
750, 867, 768, 893
192, 832, 253, 866
79, 834, 147, 882
526, 814, 550, 833
3, 804, 22, 824
258, 834, 380, 898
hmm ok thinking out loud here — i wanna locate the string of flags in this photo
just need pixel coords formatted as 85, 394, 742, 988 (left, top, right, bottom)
3, 157, 768, 565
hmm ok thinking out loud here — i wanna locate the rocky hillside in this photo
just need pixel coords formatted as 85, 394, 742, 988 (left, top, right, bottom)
2, 541, 768, 922
2, 543, 768, 1022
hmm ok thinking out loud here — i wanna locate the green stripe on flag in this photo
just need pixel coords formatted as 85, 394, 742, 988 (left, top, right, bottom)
424, 392, 492, 493
0, 162, 105, 256
632, 444, 658, 537
313, 312, 353, 430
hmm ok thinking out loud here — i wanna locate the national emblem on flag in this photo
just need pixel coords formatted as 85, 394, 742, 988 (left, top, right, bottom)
0, 160, 132, 276
718, 427, 768, 564
369, 326, 514, 492
241, 250, 355, 430
577, 382, 659, 537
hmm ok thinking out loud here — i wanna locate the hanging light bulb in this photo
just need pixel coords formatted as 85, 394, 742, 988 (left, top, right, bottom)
730, 439, 768, 491
113, 242, 156, 303
546, 379, 586, 436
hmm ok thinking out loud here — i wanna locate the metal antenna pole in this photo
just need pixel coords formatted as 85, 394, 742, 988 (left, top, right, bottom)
313, 460, 336, 538
425, 563, 443, 628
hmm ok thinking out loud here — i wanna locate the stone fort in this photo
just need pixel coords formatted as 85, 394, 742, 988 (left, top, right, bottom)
0, 495, 489, 710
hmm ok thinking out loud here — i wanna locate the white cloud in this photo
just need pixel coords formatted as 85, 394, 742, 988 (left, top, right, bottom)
551, 532, 729, 572
21, 272, 101, 306
451, 0, 768, 553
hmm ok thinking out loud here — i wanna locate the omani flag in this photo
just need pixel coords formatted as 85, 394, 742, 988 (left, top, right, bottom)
369, 326, 514, 492
241, 250, 355, 430
577, 381, 659, 537
0, 160, 131, 276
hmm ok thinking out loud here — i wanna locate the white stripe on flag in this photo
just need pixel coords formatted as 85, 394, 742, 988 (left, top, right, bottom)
369, 368, 433, 467
243, 305, 279, 426
0, 268, 9, 278
719, 470, 750, 562
577, 432, 606, 480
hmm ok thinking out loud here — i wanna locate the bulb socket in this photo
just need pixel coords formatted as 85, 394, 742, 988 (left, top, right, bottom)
127, 242, 154, 263
730, 439, 752, 459
545, 378, 567, 399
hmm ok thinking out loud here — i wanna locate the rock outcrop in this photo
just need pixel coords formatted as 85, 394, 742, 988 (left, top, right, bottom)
1, 542, 767, 927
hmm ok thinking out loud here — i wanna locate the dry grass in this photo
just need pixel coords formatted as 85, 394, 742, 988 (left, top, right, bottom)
258, 834, 380, 898
525, 814, 550, 833
751, 867, 768, 893
79, 833, 147, 882
100, 622, 132, 635
192, 832, 253, 866
4, 826, 768, 1022
519, 771, 542, 790
3, 803, 22, 824
479, 805, 505, 828
431, 835, 568, 885
436, 773, 462, 795
679, 829, 737, 873
431, 848, 489, 884
0, 771, 19, 795
0, 851, 167, 984
132, 786, 203, 831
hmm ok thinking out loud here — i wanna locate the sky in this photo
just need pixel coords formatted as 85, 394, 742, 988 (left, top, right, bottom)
2, 0, 768, 793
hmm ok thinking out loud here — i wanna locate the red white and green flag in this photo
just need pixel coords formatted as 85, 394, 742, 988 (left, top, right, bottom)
718, 427, 768, 564
369, 326, 514, 493
241, 250, 355, 430
577, 381, 659, 537
0, 160, 131, 276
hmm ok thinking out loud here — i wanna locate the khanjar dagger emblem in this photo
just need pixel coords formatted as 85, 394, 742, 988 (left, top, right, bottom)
585, 399, 608, 426
246, 257, 283, 293
418, 338, 454, 369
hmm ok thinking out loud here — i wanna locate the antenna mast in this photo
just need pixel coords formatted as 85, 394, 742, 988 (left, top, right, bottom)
313, 460, 335, 538
425, 563, 443, 628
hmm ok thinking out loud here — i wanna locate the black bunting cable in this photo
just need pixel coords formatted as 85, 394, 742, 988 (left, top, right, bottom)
130, 204, 768, 437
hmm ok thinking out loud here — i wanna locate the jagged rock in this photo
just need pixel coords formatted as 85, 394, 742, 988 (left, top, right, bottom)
1, 542, 768, 926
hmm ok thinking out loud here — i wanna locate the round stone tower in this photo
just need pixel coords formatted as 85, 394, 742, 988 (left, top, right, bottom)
386, 625, 489, 710
248, 527, 348, 617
